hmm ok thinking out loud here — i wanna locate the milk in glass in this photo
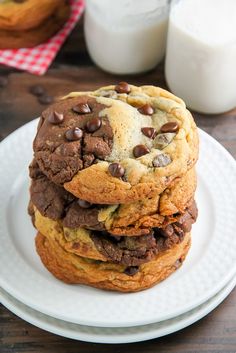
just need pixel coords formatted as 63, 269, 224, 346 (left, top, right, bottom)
165, 0, 236, 114
85, 0, 170, 74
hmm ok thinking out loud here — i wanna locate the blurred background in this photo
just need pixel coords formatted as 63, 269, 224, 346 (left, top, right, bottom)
0, 0, 235, 156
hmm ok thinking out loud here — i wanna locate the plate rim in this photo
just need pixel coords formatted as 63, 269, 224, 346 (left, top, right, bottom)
0, 276, 235, 344
0, 119, 236, 327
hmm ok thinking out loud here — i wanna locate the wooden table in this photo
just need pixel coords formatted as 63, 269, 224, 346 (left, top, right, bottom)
0, 20, 236, 353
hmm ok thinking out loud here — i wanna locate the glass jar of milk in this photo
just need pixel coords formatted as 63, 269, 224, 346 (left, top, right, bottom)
165, 0, 236, 114
84, 0, 170, 75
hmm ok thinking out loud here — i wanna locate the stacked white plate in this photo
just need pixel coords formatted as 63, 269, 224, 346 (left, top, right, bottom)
0, 120, 235, 344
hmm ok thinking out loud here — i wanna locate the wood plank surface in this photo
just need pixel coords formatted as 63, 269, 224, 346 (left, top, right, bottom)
0, 20, 235, 353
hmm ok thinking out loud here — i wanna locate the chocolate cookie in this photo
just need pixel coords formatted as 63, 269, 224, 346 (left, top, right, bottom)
29, 83, 199, 293
32, 203, 197, 266
30, 159, 197, 235
33, 84, 198, 204
33, 96, 113, 185
35, 231, 191, 292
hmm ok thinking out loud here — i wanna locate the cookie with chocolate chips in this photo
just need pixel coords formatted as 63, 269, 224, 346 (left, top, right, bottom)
33, 84, 198, 204
33, 201, 197, 266
60, 84, 198, 204
30, 83, 199, 293
29, 160, 197, 236
35, 229, 191, 292
34, 193, 192, 295
33, 95, 113, 185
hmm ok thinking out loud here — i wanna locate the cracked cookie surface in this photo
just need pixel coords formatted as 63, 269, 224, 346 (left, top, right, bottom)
33, 84, 199, 204
32, 201, 197, 266
30, 159, 197, 235
35, 231, 191, 292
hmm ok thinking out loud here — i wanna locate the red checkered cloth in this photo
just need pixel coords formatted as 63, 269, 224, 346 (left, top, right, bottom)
0, 0, 85, 75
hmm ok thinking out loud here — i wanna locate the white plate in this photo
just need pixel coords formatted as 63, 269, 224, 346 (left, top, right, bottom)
1, 277, 235, 344
0, 120, 236, 328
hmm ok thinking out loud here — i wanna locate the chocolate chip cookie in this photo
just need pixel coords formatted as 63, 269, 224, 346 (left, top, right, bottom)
29, 83, 199, 292
35, 230, 191, 292
29, 159, 197, 235
33, 84, 198, 204
32, 203, 197, 266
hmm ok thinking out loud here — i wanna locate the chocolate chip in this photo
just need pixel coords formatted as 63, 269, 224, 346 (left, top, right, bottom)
72, 103, 91, 114
38, 94, 54, 105
174, 258, 183, 269
108, 163, 125, 178
48, 111, 64, 124
30, 85, 45, 96
0, 76, 8, 88
124, 266, 139, 276
160, 122, 179, 133
138, 104, 154, 115
154, 133, 175, 149
65, 127, 83, 141
115, 82, 131, 94
133, 144, 150, 158
77, 199, 92, 208
141, 127, 157, 139
153, 153, 172, 167
13, 0, 26, 3
86, 117, 101, 132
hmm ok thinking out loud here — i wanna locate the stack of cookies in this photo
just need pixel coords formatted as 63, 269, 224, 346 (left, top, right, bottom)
0, 0, 70, 49
29, 83, 199, 292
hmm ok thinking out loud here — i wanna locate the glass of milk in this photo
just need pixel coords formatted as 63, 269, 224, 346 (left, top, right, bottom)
165, 0, 236, 114
84, 0, 170, 75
